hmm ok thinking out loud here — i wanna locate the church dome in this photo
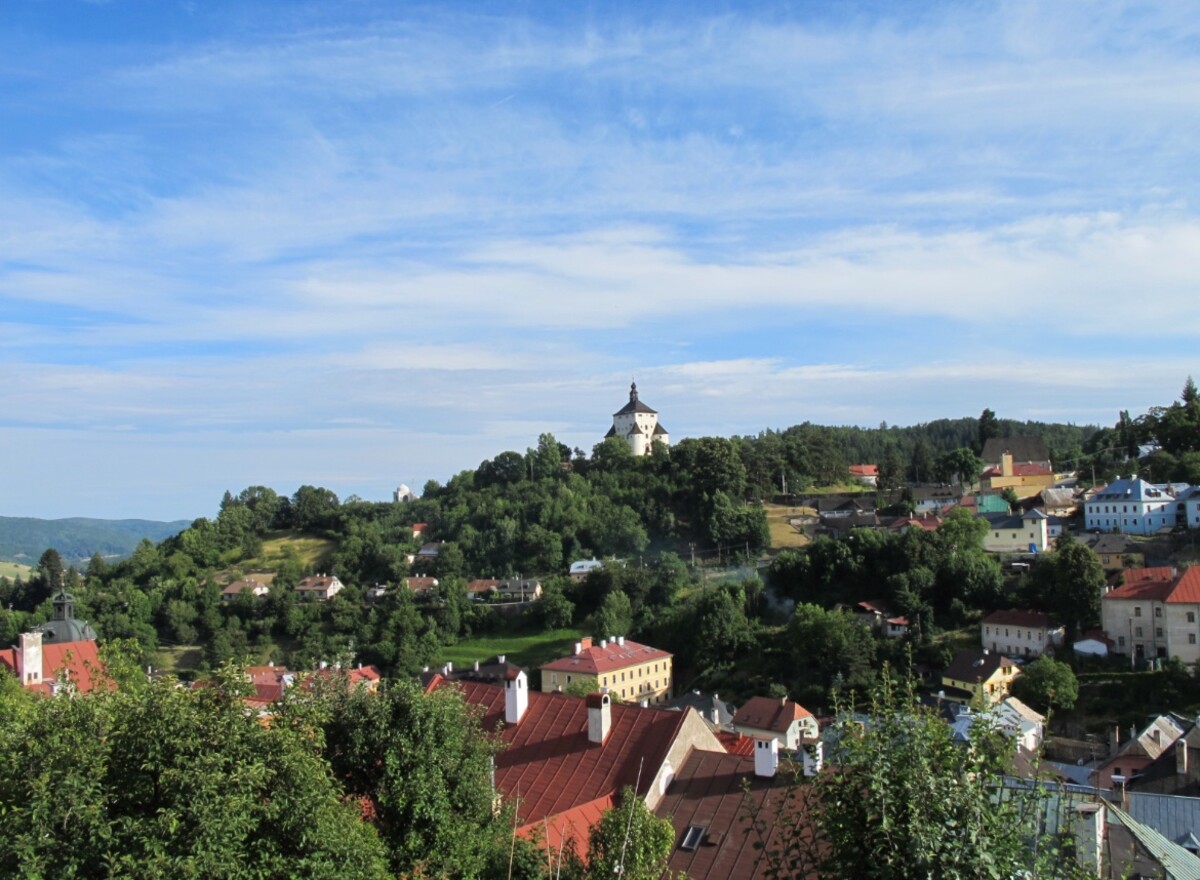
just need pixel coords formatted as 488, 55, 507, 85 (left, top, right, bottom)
34, 589, 98, 644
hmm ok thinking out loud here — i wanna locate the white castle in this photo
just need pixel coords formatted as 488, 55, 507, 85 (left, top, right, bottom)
605, 381, 669, 456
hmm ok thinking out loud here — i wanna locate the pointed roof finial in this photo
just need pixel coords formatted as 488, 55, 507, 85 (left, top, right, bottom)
630, 380, 638, 402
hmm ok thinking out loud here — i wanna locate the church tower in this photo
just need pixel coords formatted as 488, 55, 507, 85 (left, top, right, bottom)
606, 381, 669, 456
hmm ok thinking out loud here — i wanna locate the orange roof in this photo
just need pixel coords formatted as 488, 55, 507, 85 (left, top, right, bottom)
715, 730, 756, 756
0, 639, 104, 695
435, 679, 686, 840
732, 696, 813, 735
1167, 567, 1200, 604
1105, 567, 1178, 602
541, 637, 671, 676
849, 464, 879, 476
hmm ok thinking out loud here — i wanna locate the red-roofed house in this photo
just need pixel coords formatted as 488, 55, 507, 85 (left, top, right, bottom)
430, 670, 722, 858
1102, 566, 1200, 664
849, 464, 879, 487
981, 609, 1064, 659
540, 636, 673, 705
731, 696, 818, 749
0, 632, 104, 696
221, 577, 270, 602
295, 574, 343, 600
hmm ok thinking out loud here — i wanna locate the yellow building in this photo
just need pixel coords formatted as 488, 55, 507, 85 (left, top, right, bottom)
539, 636, 673, 705
941, 649, 1021, 706
980, 452, 1056, 500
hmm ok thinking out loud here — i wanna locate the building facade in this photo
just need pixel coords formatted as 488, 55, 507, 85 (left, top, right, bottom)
981, 609, 1064, 659
540, 636, 673, 704
1084, 477, 1181, 535
1102, 566, 1200, 664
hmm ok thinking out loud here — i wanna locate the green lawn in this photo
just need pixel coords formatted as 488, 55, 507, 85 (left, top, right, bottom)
436, 627, 586, 676
763, 503, 814, 550
244, 530, 335, 570
153, 645, 205, 677
0, 560, 31, 580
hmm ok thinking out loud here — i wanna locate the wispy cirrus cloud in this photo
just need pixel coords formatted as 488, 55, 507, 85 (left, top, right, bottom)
2, 0, 1198, 517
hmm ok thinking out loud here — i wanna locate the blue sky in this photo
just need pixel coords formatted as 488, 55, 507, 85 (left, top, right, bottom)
2, 0, 1198, 520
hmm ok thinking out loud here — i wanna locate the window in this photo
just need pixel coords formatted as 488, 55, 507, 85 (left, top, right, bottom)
680, 826, 705, 852
1118, 636, 1126, 647
1190, 634, 1197, 645
1135, 607, 1142, 617
1189, 612, 1197, 623
1136, 627, 1143, 637
1157, 628, 1164, 638
1156, 607, 1162, 618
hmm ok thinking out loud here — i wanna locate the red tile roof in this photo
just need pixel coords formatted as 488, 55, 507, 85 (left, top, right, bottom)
657, 748, 819, 880
433, 679, 686, 842
467, 579, 500, 594
982, 463, 1053, 478
716, 731, 757, 757
849, 464, 879, 477
1105, 567, 1178, 602
732, 696, 813, 735
0, 639, 104, 695
1167, 567, 1200, 604
540, 637, 671, 676
983, 609, 1055, 629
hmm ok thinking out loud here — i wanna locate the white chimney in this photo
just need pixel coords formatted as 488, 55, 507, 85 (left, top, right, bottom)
617, 636, 625, 646
754, 737, 779, 778
505, 670, 528, 724
1178, 739, 1189, 778
802, 741, 824, 777
600, 639, 608, 649
573, 641, 583, 655
498, 655, 506, 664
16, 632, 43, 686
587, 692, 612, 744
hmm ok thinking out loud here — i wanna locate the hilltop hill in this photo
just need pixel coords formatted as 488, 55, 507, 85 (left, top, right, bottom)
0, 516, 192, 566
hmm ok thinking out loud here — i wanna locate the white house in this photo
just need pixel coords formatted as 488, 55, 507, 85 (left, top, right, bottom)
731, 696, 818, 750
605, 381, 668, 456
1084, 477, 1180, 535
981, 609, 1064, 659
295, 574, 344, 601
980, 510, 1050, 554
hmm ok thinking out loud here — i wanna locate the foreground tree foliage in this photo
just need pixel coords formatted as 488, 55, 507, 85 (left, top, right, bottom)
579, 786, 675, 880
750, 668, 1093, 880
302, 675, 510, 879
0, 669, 390, 880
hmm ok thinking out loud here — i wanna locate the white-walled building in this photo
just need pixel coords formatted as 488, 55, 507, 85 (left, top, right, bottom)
606, 381, 669, 456
981, 609, 1064, 659
1102, 566, 1200, 664
1084, 477, 1180, 535
980, 510, 1050, 553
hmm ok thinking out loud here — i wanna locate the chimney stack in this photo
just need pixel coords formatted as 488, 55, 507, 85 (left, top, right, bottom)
617, 636, 625, 646
504, 669, 528, 725
16, 632, 43, 686
587, 692, 612, 744
802, 740, 824, 777
754, 737, 779, 778
1072, 803, 1105, 877
1178, 739, 1189, 778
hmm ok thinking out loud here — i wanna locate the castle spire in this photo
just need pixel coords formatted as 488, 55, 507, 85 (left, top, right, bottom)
629, 380, 638, 403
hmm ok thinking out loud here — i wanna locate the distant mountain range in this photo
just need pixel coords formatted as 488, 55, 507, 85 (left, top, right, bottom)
0, 516, 192, 567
